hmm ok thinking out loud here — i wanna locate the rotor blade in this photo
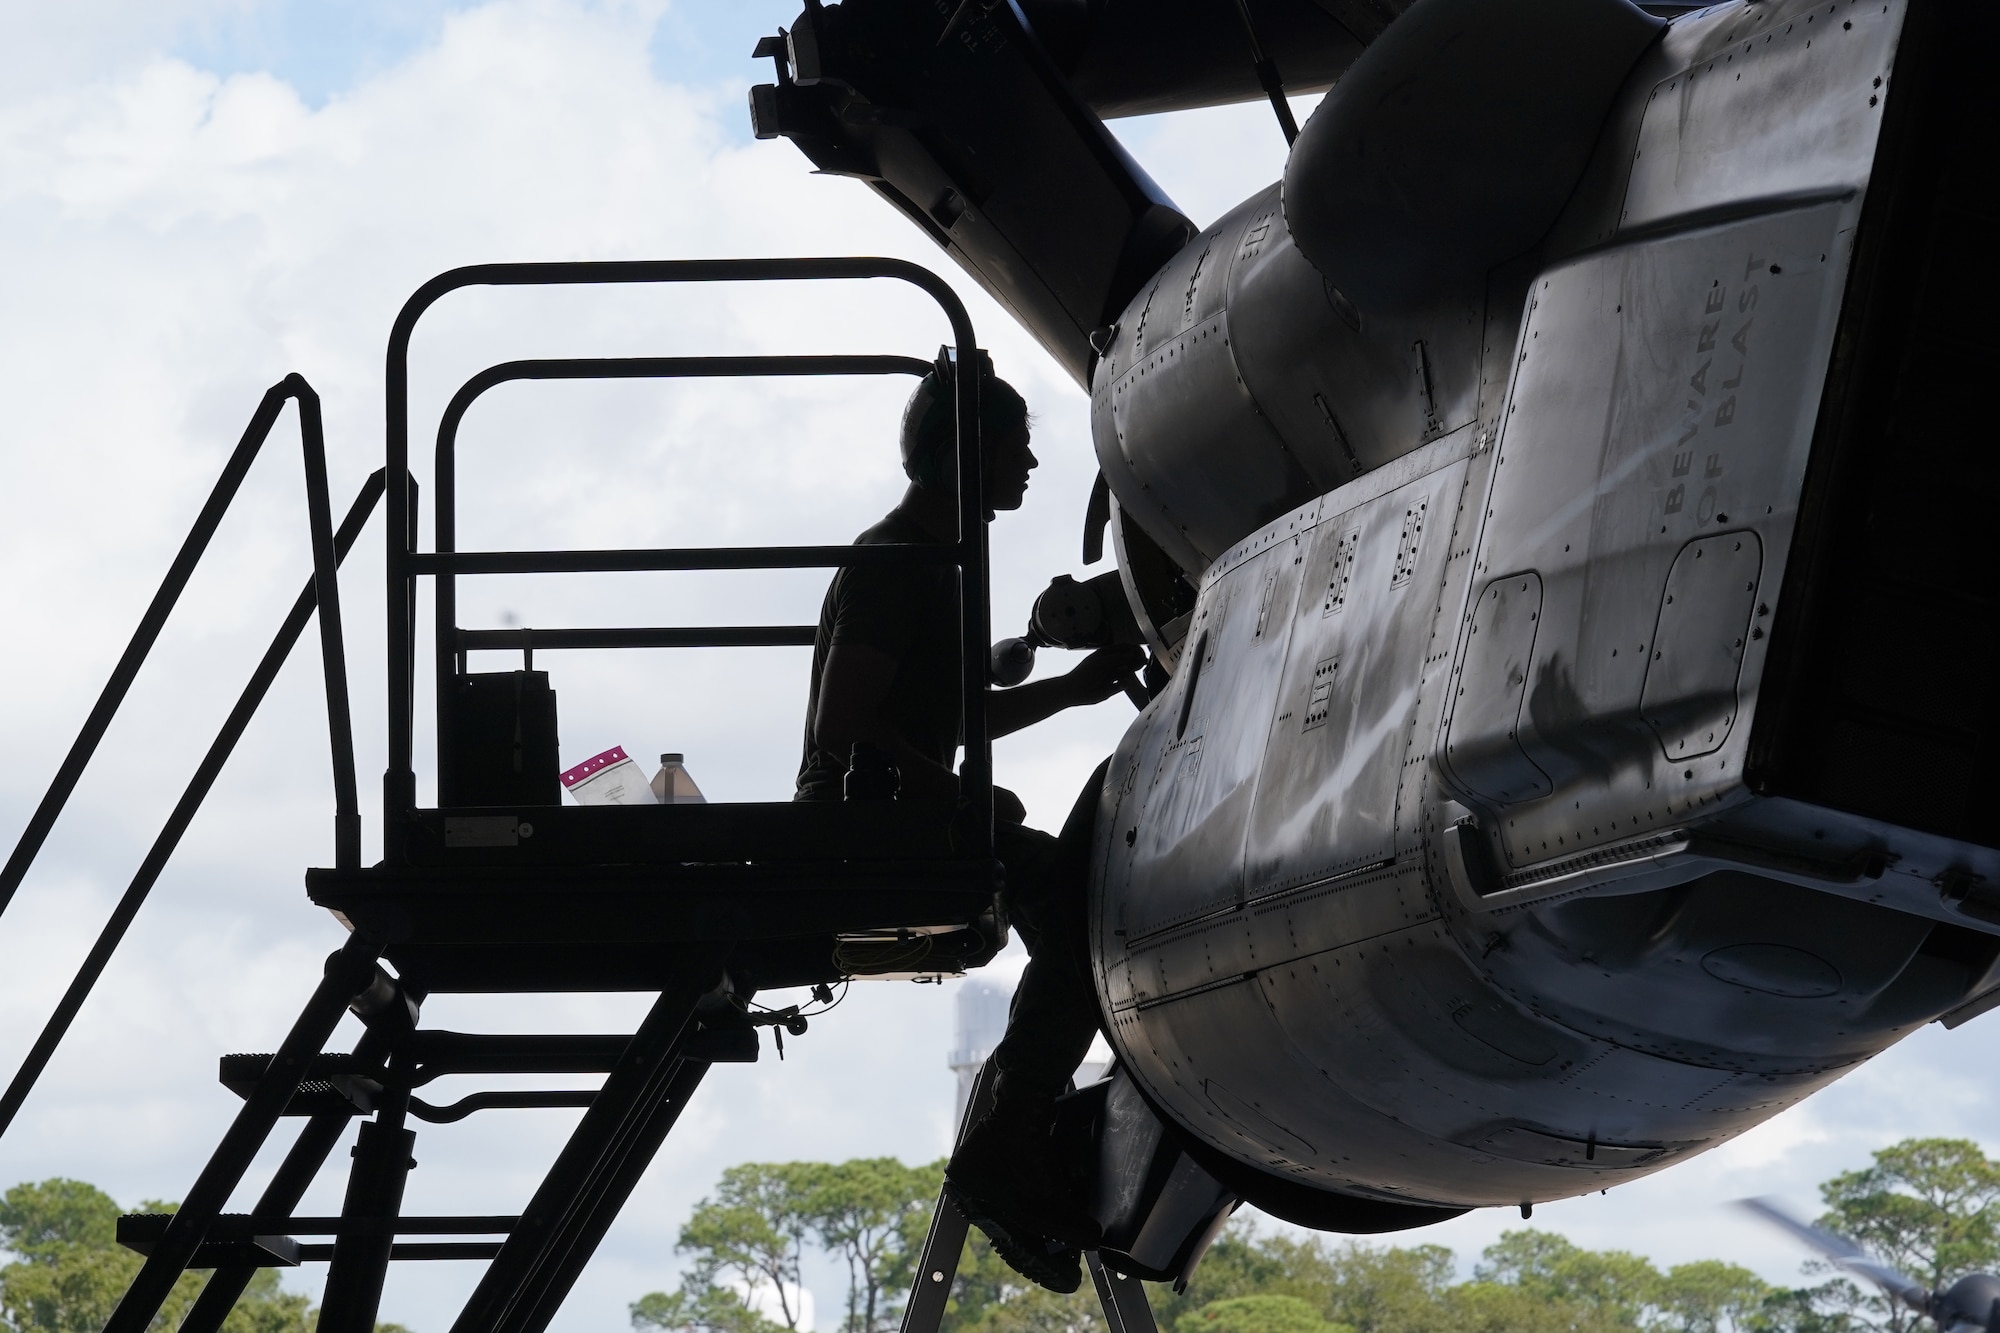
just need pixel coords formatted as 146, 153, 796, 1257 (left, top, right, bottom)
1738, 1198, 1932, 1311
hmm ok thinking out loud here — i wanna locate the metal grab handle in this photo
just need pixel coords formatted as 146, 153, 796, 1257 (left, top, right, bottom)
0, 373, 364, 931
0, 469, 387, 1144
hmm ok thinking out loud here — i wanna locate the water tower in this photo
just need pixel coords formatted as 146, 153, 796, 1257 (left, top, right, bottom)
948, 977, 1012, 1126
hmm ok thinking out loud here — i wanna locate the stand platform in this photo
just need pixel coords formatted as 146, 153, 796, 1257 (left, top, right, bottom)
310, 802, 1003, 990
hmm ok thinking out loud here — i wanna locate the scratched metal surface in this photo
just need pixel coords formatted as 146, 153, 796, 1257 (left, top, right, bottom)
1091, 191, 1485, 574
1445, 199, 1853, 869
1085, 0, 2000, 1211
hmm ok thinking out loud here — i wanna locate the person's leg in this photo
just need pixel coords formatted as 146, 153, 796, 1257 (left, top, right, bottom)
985, 765, 1105, 1134
945, 761, 1111, 1286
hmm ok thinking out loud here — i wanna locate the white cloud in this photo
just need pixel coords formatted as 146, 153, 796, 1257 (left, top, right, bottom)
5, 5, 2000, 1333
0, 4, 1119, 1329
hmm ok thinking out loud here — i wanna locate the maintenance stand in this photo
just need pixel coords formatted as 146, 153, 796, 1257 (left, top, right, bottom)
0, 259, 1162, 1333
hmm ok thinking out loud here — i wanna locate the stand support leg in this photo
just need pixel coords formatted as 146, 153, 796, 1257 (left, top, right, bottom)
104, 936, 381, 1333
318, 1085, 416, 1333
899, 1060, 998, 1333
449, 948, 724, 1333
180, 1113, 356, 1331
1087, 1253, 1159, 1333
501, 1053, 711, 1333
900, 1198, 971, 1333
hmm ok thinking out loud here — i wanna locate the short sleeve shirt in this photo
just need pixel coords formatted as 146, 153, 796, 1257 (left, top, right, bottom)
794, 507, 963, 800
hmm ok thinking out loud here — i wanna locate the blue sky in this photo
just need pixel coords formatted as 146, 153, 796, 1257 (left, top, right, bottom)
170, 0, 476, 104
170, 1, 818, 117
151, 0, 1297, 213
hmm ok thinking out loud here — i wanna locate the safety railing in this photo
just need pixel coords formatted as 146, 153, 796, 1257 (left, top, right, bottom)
0, 374, 380, 1140
382, 259, 994, 858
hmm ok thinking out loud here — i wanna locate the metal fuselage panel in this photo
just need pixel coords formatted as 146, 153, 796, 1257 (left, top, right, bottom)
1091, 0, 2000, 1211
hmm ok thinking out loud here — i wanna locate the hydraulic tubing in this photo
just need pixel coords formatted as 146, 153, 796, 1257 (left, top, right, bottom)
0, 470, 386, 1142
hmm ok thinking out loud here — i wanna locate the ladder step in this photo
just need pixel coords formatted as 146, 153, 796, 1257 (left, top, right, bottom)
218, 1055, 378, 1114
219, 1033, 635, 1100
296, 1241, 504, 1262
116, 1216, 301, 1268
117, 1214, 516, 1247
215, 1062, 604, 1121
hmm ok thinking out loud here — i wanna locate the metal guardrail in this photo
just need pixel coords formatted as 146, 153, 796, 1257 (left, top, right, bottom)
383, 259, 993, 857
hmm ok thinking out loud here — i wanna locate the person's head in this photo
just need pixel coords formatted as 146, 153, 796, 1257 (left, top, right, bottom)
899, 354, 1034, 513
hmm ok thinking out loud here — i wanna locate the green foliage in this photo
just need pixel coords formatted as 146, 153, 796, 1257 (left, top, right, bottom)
1152, 1220, 1775, 1333
676, 1162, 820, 1331
636, 1137, 2000, 1333
1313, 1240, 1455, 1333
1814, 1138, 2000, 1333
1474, 1229, 1662, 1326
799, 1158, 941, 1333
1156, 1222, 1453, 1333
0, 1179, 322, 1333
632, 1285, 790, 1333
1652, 1259, 1771, 1333
1174, 1293, 1352, 1333
648, 1158, 942, 1333
1746, 1280, 1867, 1333
0, 1181, 119, 1259
220, 1271, 318, 1333
1441, 1277, 1617, 1333
963, 1283, 1104, 1333
0, 1179, 195, 1333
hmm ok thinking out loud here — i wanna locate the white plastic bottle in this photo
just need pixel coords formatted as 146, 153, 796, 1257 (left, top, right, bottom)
651, 753, 707, 804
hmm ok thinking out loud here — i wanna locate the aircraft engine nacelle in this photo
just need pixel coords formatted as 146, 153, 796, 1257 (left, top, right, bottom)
756, 0, 2000, 1235
1088, 188, 1482, 588
1089, 0, 2000, 1220
1089, 0, 1666, 663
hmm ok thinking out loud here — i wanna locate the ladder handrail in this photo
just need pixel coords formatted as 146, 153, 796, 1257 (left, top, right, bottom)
383, 259, 991, 858
0, 467, 386, 1143
0, 373, 365, 927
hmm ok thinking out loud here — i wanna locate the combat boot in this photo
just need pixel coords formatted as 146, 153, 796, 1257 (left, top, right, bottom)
947, 1185, 1083, 1294
945, 1106, 1101, 1254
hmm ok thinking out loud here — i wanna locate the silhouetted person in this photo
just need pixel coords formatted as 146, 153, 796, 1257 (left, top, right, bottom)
796, 355, 1139, 1291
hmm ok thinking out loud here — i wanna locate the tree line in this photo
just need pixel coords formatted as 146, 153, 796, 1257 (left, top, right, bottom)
634, 1139, 2000, 1333
0, 1177, 409, 1333
0, 1136, 1991, 1333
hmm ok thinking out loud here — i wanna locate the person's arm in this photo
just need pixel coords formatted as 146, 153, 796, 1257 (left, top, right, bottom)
816, 643, 1145, 794
988, 645, 1145, 739
813, 642, 961, 799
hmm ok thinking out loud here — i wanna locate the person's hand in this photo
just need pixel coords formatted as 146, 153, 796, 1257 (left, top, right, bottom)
1065, 645, 1147, 705
992, 785, 1028, 826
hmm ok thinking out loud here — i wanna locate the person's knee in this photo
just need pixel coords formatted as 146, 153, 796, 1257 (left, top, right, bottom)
995, 822, 1061, 931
